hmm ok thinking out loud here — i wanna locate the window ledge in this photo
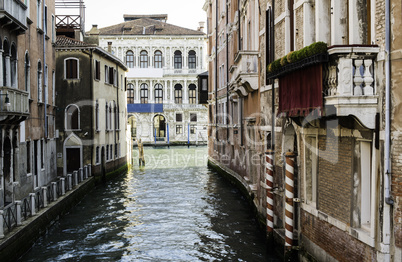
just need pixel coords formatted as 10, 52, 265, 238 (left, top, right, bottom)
37, 101, 44, 106
65, 129, 82, 132
27, 173, 32, 178
37, 28, 44, 34
45, 35, 50, 41
64, 78, 80, 81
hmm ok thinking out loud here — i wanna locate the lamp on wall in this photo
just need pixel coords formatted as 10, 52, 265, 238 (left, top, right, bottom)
0, 94, 11, 111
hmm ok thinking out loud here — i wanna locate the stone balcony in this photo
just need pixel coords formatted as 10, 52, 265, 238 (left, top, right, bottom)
0, 0, 27, 34
229, 50, 259, 97
324, 46, 380, 129
0, 87, 30, 124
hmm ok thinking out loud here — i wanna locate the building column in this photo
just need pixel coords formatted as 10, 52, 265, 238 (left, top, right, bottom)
265, 149, 274, 233
135, 80, 140, 103
164, 80, 168, 103
170, 81, 174, 104
284, 151, 296, 249
331, 0, 348, 45
0, 50, 3, 86
284, 0, 291, 53
349, 0, 364, 44
5, 55, 11, 87
303, 1, 315, 47
315, 0, 331, 43
149, 80, 154, 102
183, 80, 188, 104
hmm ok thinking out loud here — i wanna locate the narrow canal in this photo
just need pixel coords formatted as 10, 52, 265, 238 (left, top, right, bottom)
19, 147, 279, 261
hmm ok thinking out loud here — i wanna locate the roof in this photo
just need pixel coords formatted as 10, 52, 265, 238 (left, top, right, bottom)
97, 18, 205, 36
55, 35, 96, 47
123, 14, 168, 22
55, 36, 127, 71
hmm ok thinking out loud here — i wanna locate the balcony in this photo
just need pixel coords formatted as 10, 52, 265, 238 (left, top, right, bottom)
0, 87, 29, 124
0, 0, 27, 34
163, 68, 204, 76
323, 46, 379, 129
230, 50, 259, 97
163, 104, 206, 110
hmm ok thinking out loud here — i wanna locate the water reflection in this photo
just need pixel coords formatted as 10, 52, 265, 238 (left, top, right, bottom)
19, 147, 279, 261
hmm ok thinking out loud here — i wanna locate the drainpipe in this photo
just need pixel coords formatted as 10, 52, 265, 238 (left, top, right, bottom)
215, 0, 218, 142
43, 2, 47, 140
383, 0, 393, 261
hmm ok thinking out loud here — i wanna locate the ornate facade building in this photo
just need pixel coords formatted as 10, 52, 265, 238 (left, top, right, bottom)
206, 0, 401, 261
91, 15, 208, 145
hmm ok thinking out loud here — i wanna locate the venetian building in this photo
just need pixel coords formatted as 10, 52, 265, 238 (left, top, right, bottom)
93, 15, 208, 145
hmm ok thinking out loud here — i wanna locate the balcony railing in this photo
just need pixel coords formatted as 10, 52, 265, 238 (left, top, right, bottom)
163, 68, 203, 76
230, 50, 259, 96
0, 87, 29, 124
163, 104, 206, 110
323, 46, 379, 129
0, 0, 27, 33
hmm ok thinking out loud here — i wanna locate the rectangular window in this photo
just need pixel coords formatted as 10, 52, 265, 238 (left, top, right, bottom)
95, 146, 99, 164
105, 65, 109, 83
176, 125, 183, 134
52, 70, 55, 105
108, 67, 114, 85
40, 140, 44, 169
44, 5, 47, 34
106, 145, 109, 160
190, 125, 196, 134
52, 15, 55, 43
176, 113, 182, 122
360, 141, 372, 230
95, 60, 100, 80
190, 113, 197, 122
65, 59, 78, 79
26, 141, 31, 174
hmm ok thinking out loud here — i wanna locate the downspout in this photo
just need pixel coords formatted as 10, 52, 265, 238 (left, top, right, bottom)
215, 0, 218, 141
271, 1, 275, 152
226, 0, 229, 141
90, 50, 94, 170
383, 0, 393, 261
43, 2, 47, 139
384, 0, 393, 207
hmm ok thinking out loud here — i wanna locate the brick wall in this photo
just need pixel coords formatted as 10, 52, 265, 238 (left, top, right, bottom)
318, 135, 353, 224
391, 133, 402, 248
301, 210, 376, 262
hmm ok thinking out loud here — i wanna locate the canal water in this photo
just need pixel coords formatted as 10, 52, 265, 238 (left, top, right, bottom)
19, 147, 279, 261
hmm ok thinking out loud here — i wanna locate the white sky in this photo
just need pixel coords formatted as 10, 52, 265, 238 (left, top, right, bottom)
81, 0, 207, 31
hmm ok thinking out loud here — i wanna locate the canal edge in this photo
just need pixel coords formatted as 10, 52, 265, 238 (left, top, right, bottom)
207, 157, 288, 260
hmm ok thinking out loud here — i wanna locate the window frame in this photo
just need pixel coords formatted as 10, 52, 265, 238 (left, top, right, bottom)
189, 84, 197, 104
154, 50, 162, 68
154, 83, 163, 104
64, 57, 79, 80
94, 60, 100, 80
140, 50, 148, 68
188, 50, 196, 69
65, 104, 80, 131
140, 83, 149, 104
126, 50, 134, 68
174, 84, 182, 104
174, 50, 182, 69
127, 83, 135, 104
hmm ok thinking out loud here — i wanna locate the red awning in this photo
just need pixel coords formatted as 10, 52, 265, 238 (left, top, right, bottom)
278, 64, 323, 117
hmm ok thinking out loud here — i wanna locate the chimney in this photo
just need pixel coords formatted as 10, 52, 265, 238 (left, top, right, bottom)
198, 21, 205, 32
108, 42, 112, 53
87, 24, 100, 35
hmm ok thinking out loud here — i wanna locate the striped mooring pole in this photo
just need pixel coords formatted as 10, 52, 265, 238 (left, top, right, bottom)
284, 151, 296, 249
265, 149, 274, 233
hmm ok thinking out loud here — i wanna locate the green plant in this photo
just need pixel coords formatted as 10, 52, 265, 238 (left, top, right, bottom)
286, 51, 294, 63
280, 56, 288, 66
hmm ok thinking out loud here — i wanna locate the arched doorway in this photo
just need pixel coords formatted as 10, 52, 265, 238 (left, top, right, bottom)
3, 137, 12, 205
63, 134, 82, 176
153, 114, 166, 140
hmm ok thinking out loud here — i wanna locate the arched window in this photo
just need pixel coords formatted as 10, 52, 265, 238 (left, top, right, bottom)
65, 104, 80, 130
174, 84, 182, 104
25, 53, 30, 93
37, 61, 42, 102
65, 57, 79, 79
188, 50, 196, 69
188, 84, 197, 104
140, 83, 148, 103
10, 44, 17, 88
109, 102, 112, 131
174, 50, 182, 69
140, 50, 148, 68
154, 83, 163, 103
154, 50, 162, 68
126, 50, 134, 68
2, 39, 9, 86
127, 83, 134, 104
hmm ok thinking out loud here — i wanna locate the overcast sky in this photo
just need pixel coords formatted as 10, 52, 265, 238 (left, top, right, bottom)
78, 0, 207, 31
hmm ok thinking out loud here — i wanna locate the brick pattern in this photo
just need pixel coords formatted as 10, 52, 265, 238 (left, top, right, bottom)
301, 210, 376, 262
391, 134, 402, 247
318, 135, 353, 224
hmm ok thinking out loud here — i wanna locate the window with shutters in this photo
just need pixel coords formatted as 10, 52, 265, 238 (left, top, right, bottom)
65, 58, 79, 79
94, 60, 100, 80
